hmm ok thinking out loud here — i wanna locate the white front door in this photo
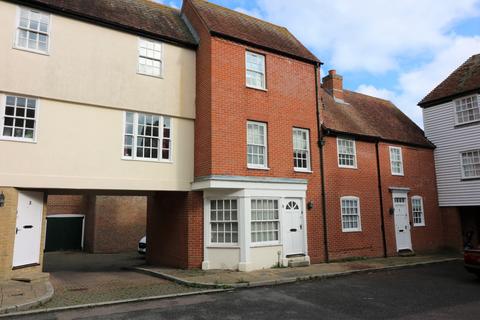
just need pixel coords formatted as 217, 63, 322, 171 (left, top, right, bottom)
393, 194, 412, 251
284, 199, 305, 256
12, 191, 44, 268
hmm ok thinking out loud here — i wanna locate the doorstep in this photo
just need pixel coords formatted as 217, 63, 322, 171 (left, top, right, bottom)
0, 277, 54, 314
133, 252, 461, 289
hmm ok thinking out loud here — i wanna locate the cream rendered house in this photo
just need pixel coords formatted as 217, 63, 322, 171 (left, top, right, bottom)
0, 0, 196, 280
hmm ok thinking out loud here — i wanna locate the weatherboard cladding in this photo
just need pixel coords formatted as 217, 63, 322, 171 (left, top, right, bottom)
419, 54, 480, 107
187, 0, 320, 64
15, 0, 197, 47
423, 100, 480, 207
321, 89, 434, 148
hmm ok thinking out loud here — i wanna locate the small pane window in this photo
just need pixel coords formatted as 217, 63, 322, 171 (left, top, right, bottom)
251, 199, 280, 243
340, 197, 361, 232
210, 199, 238, 244
337, 138, 357, 168
389, 146, 404, 176
1, 95, 37, 141
16, 7, 50, 53
246, 52, 266, 90
461, 150, 480, 179
455, 95, 480, 125
138, 38, 163, 77
123, 112, 171, 161
412, 196, 425, 226
247, 121, 267, 168
293, 128, 311, 171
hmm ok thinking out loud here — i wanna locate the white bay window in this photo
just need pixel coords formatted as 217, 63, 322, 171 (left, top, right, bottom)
251, 199, 279, 244
210, 199, 238, 244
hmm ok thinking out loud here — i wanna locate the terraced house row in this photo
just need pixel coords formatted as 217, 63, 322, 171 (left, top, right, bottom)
0, 0, 464, 280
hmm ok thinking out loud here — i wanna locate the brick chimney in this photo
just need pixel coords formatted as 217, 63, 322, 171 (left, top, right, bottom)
322, 70, 344, 102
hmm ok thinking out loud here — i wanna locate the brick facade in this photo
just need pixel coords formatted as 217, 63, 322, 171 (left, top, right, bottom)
146, 191, 203, 269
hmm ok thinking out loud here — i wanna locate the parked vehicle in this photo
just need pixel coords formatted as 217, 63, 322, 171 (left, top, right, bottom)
138, 236, 146, 254
464, 248, 480, 278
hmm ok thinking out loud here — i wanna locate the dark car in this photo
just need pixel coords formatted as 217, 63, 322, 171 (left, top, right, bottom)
464, 248, 480, 278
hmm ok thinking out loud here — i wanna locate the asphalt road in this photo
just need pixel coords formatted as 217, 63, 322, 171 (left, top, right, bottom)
6, 261, 480, 320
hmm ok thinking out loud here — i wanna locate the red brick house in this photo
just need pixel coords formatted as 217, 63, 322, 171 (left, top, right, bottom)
320, 70, 446, 260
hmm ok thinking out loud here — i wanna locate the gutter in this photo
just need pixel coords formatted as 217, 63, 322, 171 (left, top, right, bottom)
315, 63, 329, 263
375, 140, 388, 258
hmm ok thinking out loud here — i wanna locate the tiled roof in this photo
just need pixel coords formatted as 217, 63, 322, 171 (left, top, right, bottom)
322, 89, 434, 148
20, 0, 197, 47
187, 0, 320, 64
419, 54, 480, 107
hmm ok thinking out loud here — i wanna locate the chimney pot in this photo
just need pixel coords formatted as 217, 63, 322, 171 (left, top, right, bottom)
329, 69, 336, 76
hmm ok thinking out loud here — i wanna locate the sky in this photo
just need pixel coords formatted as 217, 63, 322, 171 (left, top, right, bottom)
157, 0, 480, 127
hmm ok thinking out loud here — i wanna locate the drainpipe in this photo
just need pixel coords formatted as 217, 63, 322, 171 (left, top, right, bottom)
375, 140, 388, 258
315, 63, 329, 263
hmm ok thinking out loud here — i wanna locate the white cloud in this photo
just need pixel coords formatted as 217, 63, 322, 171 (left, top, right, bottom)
234, 7, 262, 19
357, 36, 480, 126
254, 0, 480, 73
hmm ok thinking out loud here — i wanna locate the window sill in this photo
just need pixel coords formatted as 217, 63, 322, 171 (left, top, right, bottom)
13, 45, 49, 56
461, 177, 480, 181
247, 166, 270, 171
391, 173, 404, 177
136, 71, 164, 79
0, 136, 37, 144
338, 165, 357, 169
250, 242, 281, 248
121, 157, 173, 164
454, 119, 480, 128
413, 224, 426, 227
294, 168, 313, 173
207, 245, 240, 249
341, 229, 362, 233
246, 85, 268, 92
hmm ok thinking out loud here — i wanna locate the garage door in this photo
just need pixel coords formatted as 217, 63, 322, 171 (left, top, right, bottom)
45, 215, 84, 252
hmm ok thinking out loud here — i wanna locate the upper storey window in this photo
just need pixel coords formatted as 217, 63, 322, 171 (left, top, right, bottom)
247, 121, 268, 169
337, 138, 357, 168
461, 149, 480, 179
16, 7, 50, 54
293, 128, 311, 171
455, 95, 480, 125
1, 95, 38, 142
246, 51, 266, 90
389, 146, 404, 176
138, 38, 163, 78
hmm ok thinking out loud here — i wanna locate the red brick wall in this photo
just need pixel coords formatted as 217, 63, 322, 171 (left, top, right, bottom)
441, 207, 463, 251
323, 137, 384, 260
323, 137, 445, 259
146, 191, 203, 269
47, 195, 85, 215
378, 143, 444, 255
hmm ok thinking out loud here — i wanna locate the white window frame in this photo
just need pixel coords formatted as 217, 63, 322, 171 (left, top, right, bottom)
411, 196, 425, 227
245, 51, 266, 90
454, 94, 480, 126
340, 196, 362, 232
250, 199, 280, 246
337, 137, 357, 168
137, 38, 164, 78
293, 128, 311, 172
14, 6, 51, 55
208, 199, 239, 246
122, 111, 172, 163
247, 121, 268, 169
460, 149, 480, 179
0, 94, 39, 143
389, 146, 404, 176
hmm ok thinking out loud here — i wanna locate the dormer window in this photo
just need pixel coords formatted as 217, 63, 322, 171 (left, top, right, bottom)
455, 94, 479, 125
246, 51, 266, 90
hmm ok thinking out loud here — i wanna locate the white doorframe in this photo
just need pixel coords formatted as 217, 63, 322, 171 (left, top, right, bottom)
12, 191, 44, 268
392, 191, 412, 251
283, 198, 306, 256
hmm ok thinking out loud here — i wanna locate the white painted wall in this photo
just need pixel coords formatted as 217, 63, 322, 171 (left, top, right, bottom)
423, 98, 480, 206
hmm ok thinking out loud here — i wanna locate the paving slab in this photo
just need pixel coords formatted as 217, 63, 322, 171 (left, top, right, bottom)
0, 279, 53, 314
135, 252, 462, 288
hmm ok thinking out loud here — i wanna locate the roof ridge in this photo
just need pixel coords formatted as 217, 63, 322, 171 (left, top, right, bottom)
344, 89, 393, 104
137, 0, 181, 13
190, 0, 288, 31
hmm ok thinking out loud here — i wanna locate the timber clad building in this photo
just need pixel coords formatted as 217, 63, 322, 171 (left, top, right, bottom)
0, 0, 461, 280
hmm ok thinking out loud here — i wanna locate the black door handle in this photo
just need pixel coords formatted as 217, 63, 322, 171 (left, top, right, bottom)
290, 228, 297, 232
23, 225, 33, 229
